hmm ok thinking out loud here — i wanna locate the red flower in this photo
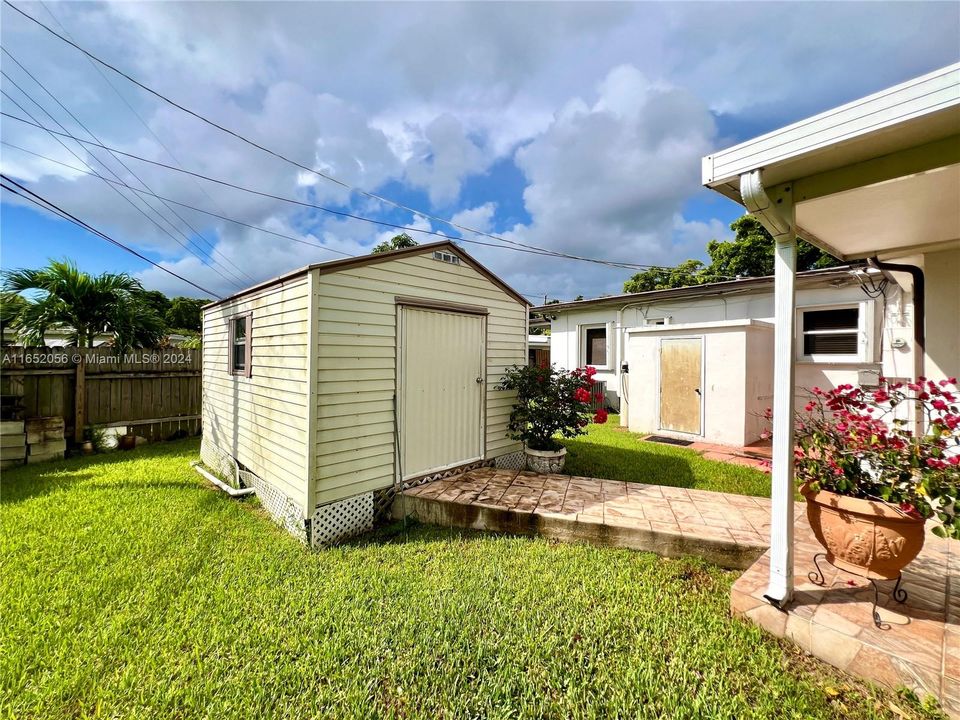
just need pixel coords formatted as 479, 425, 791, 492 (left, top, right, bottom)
584, 366, 598, 378
573, 387, 591, 403
593, 409, 608, 424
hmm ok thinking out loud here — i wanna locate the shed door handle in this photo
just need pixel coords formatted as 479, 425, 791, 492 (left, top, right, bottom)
694, 388, 701, 396
476, 377, 483, 384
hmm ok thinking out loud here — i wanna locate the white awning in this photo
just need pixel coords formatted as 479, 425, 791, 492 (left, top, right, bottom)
704, 63, 960, 261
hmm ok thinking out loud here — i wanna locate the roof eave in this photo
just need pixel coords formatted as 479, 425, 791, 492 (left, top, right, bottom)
203, 240, 530, 312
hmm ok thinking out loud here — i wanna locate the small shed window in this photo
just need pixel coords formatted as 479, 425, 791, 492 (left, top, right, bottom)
229, 313, 252, 377
583, 325, 607, 367
800, 306, 861, 360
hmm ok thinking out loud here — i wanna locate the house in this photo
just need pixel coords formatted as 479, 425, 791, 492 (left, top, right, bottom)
1, 327, 114, 347
700, 61, 959, 617
200, 241, 529, 545
533, 265, 914, 446
0, 328, 194, 347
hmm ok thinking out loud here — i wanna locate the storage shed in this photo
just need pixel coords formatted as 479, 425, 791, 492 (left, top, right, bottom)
625, 320, 775, 447
200, 241, 529, 544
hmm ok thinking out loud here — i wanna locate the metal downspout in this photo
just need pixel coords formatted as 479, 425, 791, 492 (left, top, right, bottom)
741, 170, 797, 608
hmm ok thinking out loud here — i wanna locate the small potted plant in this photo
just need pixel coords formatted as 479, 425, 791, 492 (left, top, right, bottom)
787, 376, 959, 580
497, 364, 607, 473
80, 427, 95, 455
118, 425, 137, 451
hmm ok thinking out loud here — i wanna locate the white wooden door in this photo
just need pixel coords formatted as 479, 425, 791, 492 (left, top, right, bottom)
400, 307, 484, 479
659, 337, 703, 435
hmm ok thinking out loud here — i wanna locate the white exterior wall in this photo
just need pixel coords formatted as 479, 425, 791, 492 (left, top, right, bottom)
922, 247, 960, 383
552, 280, 913, 443
310, 251, 526, 507
202, 276, 311, 513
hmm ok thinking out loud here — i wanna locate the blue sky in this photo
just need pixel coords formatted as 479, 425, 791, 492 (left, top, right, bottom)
2, 1, 958, 302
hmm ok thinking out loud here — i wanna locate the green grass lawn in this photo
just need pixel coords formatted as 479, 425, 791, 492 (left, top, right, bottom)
561, 415, 772, 497
1, 441, 941, 719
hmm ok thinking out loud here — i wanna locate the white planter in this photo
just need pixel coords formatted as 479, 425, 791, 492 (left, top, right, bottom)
525, 446, 567, 474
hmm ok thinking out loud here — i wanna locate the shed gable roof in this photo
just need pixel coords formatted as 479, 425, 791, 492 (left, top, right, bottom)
204, 240, 530, 310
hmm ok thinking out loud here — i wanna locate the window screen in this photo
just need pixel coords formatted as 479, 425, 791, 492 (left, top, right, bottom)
585, 327, 606, 365
801, 308, 859, 356
232, 316, 248, 373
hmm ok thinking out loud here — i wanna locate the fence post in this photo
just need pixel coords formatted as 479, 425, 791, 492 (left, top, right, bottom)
74, 353, 86, 443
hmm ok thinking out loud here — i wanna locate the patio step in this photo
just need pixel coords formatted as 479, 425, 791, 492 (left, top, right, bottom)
393, 469, 771, 570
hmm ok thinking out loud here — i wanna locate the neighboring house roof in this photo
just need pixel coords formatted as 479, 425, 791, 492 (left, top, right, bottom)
204, 240, 530, 311
530, 265, 864, 313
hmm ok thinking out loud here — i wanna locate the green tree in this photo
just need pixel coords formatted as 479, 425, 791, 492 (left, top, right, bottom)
372, 233, 419, 254
141, 290, 172, 319
622, 214, 840, 293
705, 215, 840, 279
623, 259, 708, 293
0, 292, 27, 345
164, 296, 210, 333
1, 260, 165, 351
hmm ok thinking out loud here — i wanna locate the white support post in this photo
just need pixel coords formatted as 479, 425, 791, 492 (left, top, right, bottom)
741, 171, 796, 607
768, 236, 797, 605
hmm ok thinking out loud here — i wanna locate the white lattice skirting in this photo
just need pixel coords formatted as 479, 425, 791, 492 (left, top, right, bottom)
494, 450, 526, 471
240, 470, 308, 543
310, 493, 374, 547
200, 439, 308, 543
401, 459, 491, 490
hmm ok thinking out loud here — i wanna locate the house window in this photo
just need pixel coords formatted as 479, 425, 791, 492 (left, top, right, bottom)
229, 314, 252, 376
583, 325, 607, 367
799, 306, 862, 360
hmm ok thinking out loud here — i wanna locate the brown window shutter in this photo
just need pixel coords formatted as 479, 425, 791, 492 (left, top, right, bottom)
227, 317, 235, 373
244, 313, 253, 378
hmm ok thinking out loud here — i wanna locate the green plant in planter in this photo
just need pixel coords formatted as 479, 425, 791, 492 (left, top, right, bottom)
497, 364, 607, 451
780, 376, 960, 538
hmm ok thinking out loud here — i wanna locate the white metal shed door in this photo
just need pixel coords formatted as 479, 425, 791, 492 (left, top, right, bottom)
400, 307, 484, 479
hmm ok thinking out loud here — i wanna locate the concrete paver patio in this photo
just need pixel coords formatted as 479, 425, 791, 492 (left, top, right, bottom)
396, 466, 772, 569
394, 467, 958, 715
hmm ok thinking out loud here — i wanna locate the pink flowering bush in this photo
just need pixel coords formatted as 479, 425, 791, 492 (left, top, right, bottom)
785, 377, 959, 539
497, 364, 608, 451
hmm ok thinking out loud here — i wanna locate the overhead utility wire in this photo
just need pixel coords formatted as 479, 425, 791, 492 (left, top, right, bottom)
33, 0, 258, 281
1, 48, 254, 286
1, 140, 353, 257
2, 0, 682, 270
0, 83, 247, 290
1, 175, 221, 297
0, 112, 670, 270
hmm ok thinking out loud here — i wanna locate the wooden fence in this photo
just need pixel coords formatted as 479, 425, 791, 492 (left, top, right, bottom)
0, 347, 201, 442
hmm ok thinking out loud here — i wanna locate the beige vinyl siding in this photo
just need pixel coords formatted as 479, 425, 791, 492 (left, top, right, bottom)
202, 276, 311, 512
311, 252, 525, 507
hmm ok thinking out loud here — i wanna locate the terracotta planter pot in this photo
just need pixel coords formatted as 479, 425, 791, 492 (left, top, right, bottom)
525, 446, 566, 474
118, 433, 137, 451
801, 484, 925, 580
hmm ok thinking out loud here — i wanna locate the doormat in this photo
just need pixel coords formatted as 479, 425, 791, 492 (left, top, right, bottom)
644, 435, 694, 447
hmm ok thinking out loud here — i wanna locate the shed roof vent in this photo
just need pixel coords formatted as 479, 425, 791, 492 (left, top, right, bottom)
432, 250, 461, 266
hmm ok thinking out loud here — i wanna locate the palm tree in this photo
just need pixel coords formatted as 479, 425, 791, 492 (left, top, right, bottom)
1, 260, 165, 351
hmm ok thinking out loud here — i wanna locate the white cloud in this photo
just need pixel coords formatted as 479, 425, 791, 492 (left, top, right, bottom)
450, 202, 497, 235
477, 65, 717, 297
403, 114, 488, 206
